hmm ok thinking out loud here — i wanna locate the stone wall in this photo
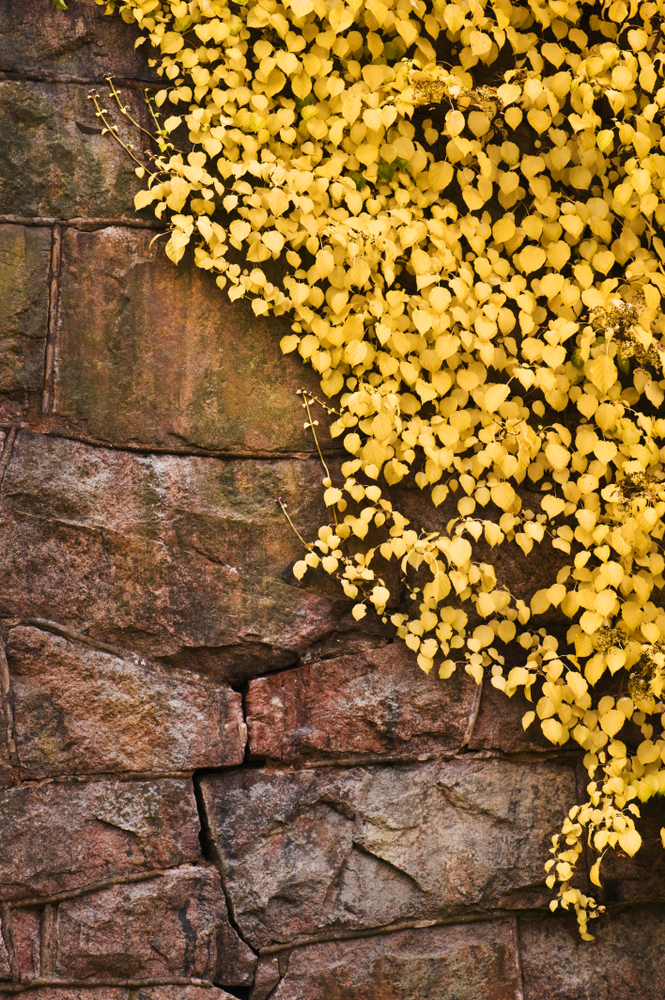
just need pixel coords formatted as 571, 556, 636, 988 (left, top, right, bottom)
1, 3, 665, 998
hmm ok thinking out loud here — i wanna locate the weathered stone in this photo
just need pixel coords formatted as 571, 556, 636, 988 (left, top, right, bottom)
55, 227, 334, 453
0, 83, 143, 221
55, 867, 224, 981
0, 779, 199, 900
0, 0, 157, 81
215, 900, 257, 990
137, 990, 238, 1000
468, 678, 553, 754
0, 225, 50, 395
247, 643, 477, 762
0, 911, 11, 979
199, 758, 575, 949
9, 907, 40, 982
0, 992, 128, 1000
8, 626, 246, 778
519, 904, 665, 999
0, 432, 341, 662
269, 921, 521, 1000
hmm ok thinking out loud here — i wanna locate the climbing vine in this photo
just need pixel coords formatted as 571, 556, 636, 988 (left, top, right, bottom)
88, 0, 665, 937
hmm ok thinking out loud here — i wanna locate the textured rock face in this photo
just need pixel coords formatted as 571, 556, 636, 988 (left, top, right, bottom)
0, 779, 199, 900
54, 867, 224, 981
55, 227, 333, 452
0, 431, 339, 663
0, 82, 142, 221
246, 643, 478, 762
267, 921, 521, 1000
199, 758, 575, 949
0, 225, 50, 395
8, 625, 246, 777
519, 906, 665, 999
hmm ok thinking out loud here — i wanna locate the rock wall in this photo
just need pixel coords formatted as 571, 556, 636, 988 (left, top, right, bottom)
1, 3, 665, 998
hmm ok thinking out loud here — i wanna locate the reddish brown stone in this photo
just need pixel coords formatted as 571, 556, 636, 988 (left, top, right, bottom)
55, 227, 334, 453
9, 907, 40, 983
269, 920, 521, 1000
215, 901, 257, 991
0, 84, 142, 221
0, 432, 342, 662
137, 990, 238, 1000
520, 904, 665, 999
0, 0, 157, 81
468, 677, 553, 754
0, 225, 50, 396
54, 867, 223, 981
247, 644, 477, 762
0, 992, 129, 1000
8, 626, 246, 777
0, 779, 199, 901
200, 758, 576, 949
0, 912, 10, 980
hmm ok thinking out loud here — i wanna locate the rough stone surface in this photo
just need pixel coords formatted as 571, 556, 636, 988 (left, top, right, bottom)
9, 907, 40, 982
0, 779, 199, 900
55, 227, 334, 452
8, 626, 246, 777
137, 990, 238, 1000
0, 0, 158, 81
247, 643, 477, 762
54, 867, 224, 981
269, 921, 521, 1000
0, 83, 143, 221
0, 992, 129, 1000
200, 758, 575, 949
0, 431, 342, 662
0, 225, 50, 395
519, 904, 665, 999
0, 912, 11, 979
468, 678, 553, 754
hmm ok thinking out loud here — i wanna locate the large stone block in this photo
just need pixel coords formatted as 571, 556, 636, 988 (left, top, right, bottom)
54, 867, 223, 981
199, 758, 575, 949
55, 227, 334, 453
7, 625, 246, 777
589, 792, 665, 907
0, 0, 157, 81
0, 83, 143, 221
0, 432, 341, 662
467, 679, 553, 754
246, 643, 477, 762
0, 225, 50, 395
519, 904, 665, 999
137, 990, 238, 1000
266, 921, 521, 1000
0, 992, 129, 1000
0, 778, 199, 900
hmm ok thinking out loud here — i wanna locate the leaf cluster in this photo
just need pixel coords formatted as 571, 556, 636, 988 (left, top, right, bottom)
101, 0, 665, 938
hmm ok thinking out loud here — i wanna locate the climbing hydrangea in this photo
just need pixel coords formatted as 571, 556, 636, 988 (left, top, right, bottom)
98, 0, 665, 937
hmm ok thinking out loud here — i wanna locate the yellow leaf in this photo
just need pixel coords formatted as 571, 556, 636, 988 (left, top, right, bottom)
352, 603, 367, 622
600, 709, 625, 738
618, 829, 642, 857
522, 710, 536, 731
585, 354, 618, 394
484, 384, 510, 412
542, 718, 568, 746
589, 857, 603, 887
490, 482, 516, 511
323, 487, 343, 506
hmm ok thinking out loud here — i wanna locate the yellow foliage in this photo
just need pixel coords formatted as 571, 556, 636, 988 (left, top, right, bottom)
98, 0, 665, 940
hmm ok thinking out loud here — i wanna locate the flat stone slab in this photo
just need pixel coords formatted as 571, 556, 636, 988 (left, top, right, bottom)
0, 431, 340, 663
0, 83, 142, 220
199, 758, 575, 949
246, 643, 477, 762
520, 904, 665, 999
7, 625, 246, 777
54, 867, 224, 982
0, 778, 199, 900
0, 0, 158, 80
0, 224, 50, 395
264, 920, 521, 1000
55, 227, 334, 453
